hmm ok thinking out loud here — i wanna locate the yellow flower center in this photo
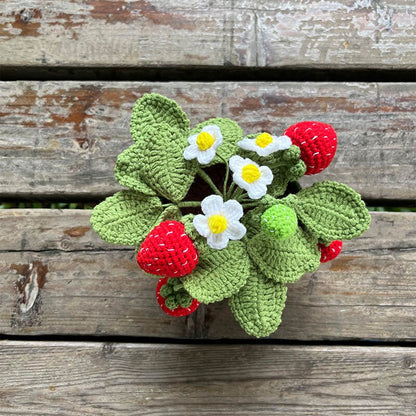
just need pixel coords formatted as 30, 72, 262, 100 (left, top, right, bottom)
196, 132, 215, 151
241, 164, 261, 183
208, 214, 227, 234
255, 132, 273, 148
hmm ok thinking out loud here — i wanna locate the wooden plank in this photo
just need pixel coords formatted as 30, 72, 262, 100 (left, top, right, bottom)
1, 81, 415, 200
1, 209, 415, 340
1, 1, 415, 69
0, 341, 415, 415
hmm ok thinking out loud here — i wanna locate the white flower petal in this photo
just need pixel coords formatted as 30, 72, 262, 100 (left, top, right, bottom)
223, 199, 244, 221
259, 166, 273, 184
193, 215, 210, 237
255, 147, 272, 157
225, 221, 246, 240
247, 182, 267, 199
183, 144, 199, 160
229, 155, 245, 172
232, 173, 249, 191
276, 135, 292, 149
201, 195, 224, 215
212, 134, 223, 149
187, 134, 198, 145
237, 137, 255, 151
207, 233, 229, 250
197, 147, 216, 164
203, 124, 222, 138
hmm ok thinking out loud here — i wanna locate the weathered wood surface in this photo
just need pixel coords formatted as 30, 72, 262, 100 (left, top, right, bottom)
1, 0, 415, 69
1, 341, 415, 415
1, 81, 415, 200
1, 209, 415, 340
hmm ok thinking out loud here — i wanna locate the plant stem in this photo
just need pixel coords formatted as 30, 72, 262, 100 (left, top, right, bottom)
197, 168, 222, 196
218, 154, 230, 199
173, 283, 184, 292
242, 202, 260, 209
231, 186, 244, 200
177, 201, 201, 208
226, 182, 236, 199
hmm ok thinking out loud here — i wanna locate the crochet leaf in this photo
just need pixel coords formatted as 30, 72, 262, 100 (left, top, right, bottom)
247, 228, 321, 284
190, 118, 243, 166
116, 125, 198, 202
130, 93, 189, 142
90, 190, 165, 246
229, 266, 287, 338
182, 241, 250, 304
282, 181, 371, 245
115, 143, 157, 196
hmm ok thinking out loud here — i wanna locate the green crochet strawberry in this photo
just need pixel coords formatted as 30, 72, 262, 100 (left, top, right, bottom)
284, 121, 337, 175
156, 277, 200, 316
137, 220, 199, 277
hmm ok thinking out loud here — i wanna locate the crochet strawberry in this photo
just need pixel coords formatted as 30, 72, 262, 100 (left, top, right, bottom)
156, 277, 200, 317
318, 240, 343, 263
137, 220, 199, 277
284, 121, 337, 175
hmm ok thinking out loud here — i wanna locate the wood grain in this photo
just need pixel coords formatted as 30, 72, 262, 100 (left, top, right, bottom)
0, 341, 415, 415
1, 81, 415, 200
1, 209, 415, 341
1, 0, 415, 69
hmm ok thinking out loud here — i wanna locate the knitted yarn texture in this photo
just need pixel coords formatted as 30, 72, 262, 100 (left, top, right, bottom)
90, 93, 371, 338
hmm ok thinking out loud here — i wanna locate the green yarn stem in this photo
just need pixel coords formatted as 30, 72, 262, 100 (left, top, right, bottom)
231, 186, 244, 200
217, 154, 230, 199
173, 282, 184, 291
242, 202, 260, 209
197, 168, 222, 196
178, 201, 201, 208
226, 182, 236, 199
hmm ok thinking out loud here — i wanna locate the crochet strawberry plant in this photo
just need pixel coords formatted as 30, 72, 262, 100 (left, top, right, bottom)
91, 93, 371, 338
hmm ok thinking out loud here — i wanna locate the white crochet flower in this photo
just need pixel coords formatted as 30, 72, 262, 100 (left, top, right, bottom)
183, 125, 223, 164
229, 155, 273, 200
193, 195, 246, 250
238, 132, 292, 157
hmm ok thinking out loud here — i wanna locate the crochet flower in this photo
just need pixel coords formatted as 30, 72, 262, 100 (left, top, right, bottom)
229, 155, 273, 199
193, 195, 246, 249
238, 132, 292, 157
183, 124, 223, 164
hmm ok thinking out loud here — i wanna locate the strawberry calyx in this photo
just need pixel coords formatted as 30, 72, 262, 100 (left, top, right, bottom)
156, 277, 200, 317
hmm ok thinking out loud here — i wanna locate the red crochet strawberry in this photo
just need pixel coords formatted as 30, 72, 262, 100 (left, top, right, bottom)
318, 240, 343, 263
284, 121, 337, 175
156, 277, 200, 317
137, 220, 199, 277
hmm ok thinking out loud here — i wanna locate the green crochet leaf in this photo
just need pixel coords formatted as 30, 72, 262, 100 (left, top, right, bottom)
282, 181, 371, 245
130, 93, 190, 141
229, 265, 287, 338
90, 190, 165, 246
115, 142, 157, 196
116, 125, 198, 202
247, 228, 320, 284
190, 118, 243, 166
182, 240, 250, 304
